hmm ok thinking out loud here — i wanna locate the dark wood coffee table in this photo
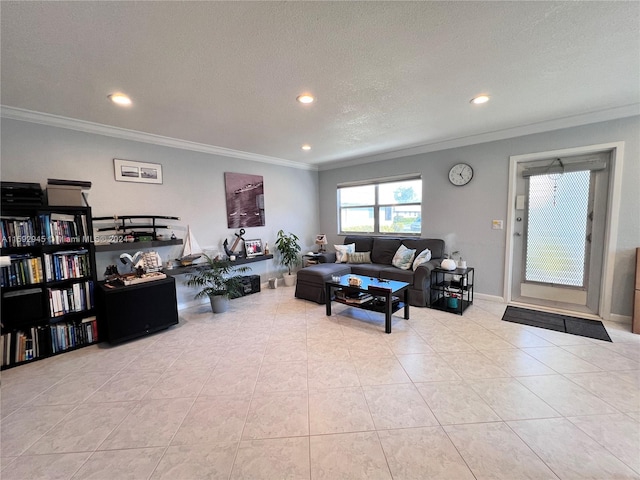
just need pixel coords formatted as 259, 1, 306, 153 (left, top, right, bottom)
325, 274, 410, 333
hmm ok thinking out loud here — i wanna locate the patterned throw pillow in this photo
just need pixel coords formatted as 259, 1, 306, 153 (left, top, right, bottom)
334, 243, 355, 263
347, 251, 372, 264
412, 248, 432, 271
392, 244, 416, 270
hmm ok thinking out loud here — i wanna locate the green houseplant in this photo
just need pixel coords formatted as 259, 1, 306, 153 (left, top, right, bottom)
275, 229, 301, 286
185, 254, 250, 313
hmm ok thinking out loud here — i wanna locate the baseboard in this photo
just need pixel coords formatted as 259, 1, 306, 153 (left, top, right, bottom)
474, 293, 506, 303
608, 313, 632, 326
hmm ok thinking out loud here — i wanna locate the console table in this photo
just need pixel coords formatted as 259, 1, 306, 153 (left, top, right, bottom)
96, 276, 179, 344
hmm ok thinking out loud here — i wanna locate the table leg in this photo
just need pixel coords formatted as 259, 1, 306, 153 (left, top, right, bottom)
325, 283, 332, 316
404, 288, 410, 320
385, 291, 392, 334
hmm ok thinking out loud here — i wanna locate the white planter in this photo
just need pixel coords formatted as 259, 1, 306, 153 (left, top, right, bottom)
283, 273, 296, 287
209, 295, 229, 313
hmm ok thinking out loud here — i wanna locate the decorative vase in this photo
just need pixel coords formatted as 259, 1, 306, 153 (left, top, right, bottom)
210, 295, 229, 313
283, 273, 296, 287
441, 259, 456, 271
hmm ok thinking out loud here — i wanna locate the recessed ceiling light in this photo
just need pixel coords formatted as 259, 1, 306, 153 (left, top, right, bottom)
470, 95, 490, 105
108, 93, 132, 106
301, 144, 311, 151
296, 94, 315, 104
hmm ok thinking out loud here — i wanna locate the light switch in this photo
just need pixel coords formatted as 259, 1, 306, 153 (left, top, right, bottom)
492, 220, 503, 230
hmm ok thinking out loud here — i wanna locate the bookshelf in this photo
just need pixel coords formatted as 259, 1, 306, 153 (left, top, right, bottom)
1, 205, 98, 369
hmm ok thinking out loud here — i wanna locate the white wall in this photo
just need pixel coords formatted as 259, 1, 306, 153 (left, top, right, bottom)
1, 119, 320, 307
318, 116, 640, 317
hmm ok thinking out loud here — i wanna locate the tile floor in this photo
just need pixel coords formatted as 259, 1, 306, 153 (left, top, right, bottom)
1, 288, 639, 479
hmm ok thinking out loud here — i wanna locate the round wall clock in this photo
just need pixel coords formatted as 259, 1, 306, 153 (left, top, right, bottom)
448, 163, 473, 186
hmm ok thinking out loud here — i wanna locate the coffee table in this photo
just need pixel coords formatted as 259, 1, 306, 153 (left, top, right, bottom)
325, 274, 410, 333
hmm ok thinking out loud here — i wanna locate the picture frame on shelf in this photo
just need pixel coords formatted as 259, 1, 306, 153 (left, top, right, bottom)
114, 159, 163, 184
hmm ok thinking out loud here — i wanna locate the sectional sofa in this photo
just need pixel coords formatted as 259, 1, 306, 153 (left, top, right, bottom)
295, 235, 445, 307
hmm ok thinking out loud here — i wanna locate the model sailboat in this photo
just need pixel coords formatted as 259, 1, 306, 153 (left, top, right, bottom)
179, 225, 202, 266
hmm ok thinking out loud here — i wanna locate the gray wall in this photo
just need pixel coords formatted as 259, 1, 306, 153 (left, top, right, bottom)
1, 119, 320, 307
318, 116, 640, 317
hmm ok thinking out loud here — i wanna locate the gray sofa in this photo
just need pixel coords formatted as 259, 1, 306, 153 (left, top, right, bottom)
295, 235, 445, 307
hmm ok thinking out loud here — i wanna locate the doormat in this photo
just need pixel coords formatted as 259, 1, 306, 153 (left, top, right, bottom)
502, 306, 611, 342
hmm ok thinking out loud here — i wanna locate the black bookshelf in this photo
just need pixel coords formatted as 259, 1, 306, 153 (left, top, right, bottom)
1, 205, 99, 369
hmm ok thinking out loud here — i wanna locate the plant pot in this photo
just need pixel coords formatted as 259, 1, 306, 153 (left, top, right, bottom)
283, 273, 296, 287
209, 295, 229, 313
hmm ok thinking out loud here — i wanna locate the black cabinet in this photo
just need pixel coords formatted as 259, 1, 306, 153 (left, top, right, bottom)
96, 276, 179, 344
1, 205, 98, 369
429, 267, 474, 315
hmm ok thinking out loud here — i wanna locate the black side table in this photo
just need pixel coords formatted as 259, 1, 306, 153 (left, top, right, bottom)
429, 267, 474, 315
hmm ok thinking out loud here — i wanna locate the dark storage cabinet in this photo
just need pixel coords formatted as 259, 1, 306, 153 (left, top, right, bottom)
96, 276, 179, 344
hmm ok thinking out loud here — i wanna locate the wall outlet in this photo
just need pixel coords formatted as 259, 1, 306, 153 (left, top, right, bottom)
492, 220, 503, 230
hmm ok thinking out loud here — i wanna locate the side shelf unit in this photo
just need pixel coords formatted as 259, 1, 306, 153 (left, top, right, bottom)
1, 205, 98, 369
429, 267, 474, 315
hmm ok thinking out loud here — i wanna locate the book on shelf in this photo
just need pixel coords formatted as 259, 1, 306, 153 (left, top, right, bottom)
47, 280, 94, 317
342, 292, 374, 304
1, 254, 44, 287
1, 316, 99, 366
43, 249, 91, 282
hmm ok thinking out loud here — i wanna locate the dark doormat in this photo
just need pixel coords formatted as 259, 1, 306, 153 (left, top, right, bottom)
502, 306, 612, 342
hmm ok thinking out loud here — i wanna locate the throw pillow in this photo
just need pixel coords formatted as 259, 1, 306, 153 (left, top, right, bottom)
412, 248, 432, 271
392, 244, 416, 270
347, 251, 372, 264
334, 243, 355, 263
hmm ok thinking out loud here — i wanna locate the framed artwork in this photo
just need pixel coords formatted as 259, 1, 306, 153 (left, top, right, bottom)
224, 172, 265, 228
114, 159, 163, 184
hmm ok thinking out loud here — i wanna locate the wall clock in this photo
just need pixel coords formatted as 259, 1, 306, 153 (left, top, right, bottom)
448, 163, 473, 186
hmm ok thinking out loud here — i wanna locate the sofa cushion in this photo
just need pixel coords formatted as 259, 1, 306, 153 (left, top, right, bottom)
347, 251, 372, 264
334, 243, 355, 263
343, 236, 374, 253
392, 244, 416, 270
402, 238, 445, 260
349, 264, 383, 277
412, 248, 432, 271
296, 263, 352, 286
371, 238, 402, 264
378, 266, 415, 284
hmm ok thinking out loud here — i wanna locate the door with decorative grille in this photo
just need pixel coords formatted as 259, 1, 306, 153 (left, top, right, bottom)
511, 152, 610, 315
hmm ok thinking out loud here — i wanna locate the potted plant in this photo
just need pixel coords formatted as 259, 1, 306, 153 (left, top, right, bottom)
184, 254, 250, 313
275, 229, 301, 287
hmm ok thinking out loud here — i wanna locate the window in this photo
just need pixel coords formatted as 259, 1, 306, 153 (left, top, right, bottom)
338, 176, 422, 234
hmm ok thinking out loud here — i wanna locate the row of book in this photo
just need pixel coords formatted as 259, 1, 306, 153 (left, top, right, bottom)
48, 281, 94, 317
0, 213, 88, 247
43, 249, 91, 282
0, 254, 44, 287
1, 316, 98, 367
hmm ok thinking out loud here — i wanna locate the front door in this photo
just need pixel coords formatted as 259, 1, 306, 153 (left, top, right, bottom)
510, 152, 610, 315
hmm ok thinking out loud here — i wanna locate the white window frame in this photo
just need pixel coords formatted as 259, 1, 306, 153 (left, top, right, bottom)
337, 174, 422, 235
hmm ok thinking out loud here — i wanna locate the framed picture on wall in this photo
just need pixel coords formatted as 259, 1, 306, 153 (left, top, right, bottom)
114, 159, 163, 184
224, 172, 265, 228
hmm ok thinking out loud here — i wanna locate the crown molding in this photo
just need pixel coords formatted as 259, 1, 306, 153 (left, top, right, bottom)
0, 106, 317, 171
317, 103, 640, 171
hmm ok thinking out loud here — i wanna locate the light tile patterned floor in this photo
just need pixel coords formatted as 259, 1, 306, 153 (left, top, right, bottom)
1, 288, 639, 479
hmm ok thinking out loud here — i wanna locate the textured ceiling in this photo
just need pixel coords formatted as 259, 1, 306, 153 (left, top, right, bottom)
1, 1, 639, 169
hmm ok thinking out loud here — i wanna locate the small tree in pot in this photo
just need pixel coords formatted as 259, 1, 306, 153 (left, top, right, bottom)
185, 254, 250, 313
275, 229, 301, 286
